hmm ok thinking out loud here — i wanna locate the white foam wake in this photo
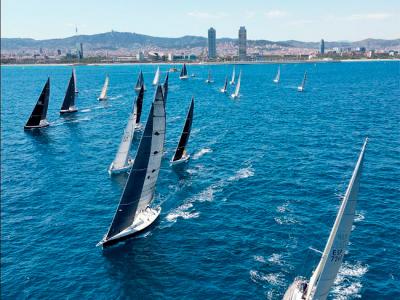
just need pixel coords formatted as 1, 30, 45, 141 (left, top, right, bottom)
332, 261, 368, 300
192, 148, 212, 160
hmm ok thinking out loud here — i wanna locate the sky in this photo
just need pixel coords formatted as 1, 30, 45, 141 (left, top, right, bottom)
1, 0, 399, 41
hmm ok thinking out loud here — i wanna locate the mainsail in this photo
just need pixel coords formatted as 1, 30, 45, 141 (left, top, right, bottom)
135, 85, 145, 124
305, 138, 368, 300
24, 78, 50, 129
73, 69, 78, 93
172, 97, 194, 162
135, 70, 145, 91
206, 69, 212, 83
220, 76, 228, 93
153, 67, 160, 85
104, 85, 166, 240
162, 72, 169, 105
299, 71, 307, 91
232, 71, 241, 98
273, 66, 280, 83
180, 63, 188, 78
230, 67, 236, 84
60, 71, 77, 114
98, 75, 109, 100
109, 101, 137, 172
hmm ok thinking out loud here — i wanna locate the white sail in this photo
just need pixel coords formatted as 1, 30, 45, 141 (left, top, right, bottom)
273, 66, 280, 83
298, 71, 307, 91
110, 103, 137, 171
73, 69, 78, 93
98, 75, 109, 100
305, 138, 368, 300
230, 67, 236, 84
231, 71, 241, 98
152, 67, 160, 85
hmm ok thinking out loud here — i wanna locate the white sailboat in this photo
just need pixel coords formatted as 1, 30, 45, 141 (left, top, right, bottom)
273, 66, 280, 83
98, 85, 166, 248
229, 67, 236, 85
73, 69, 79, 93
205, 69, 213, 83
231, 70, 241, 98
283, 138, 368, 300
108, 101, 137, 175
220, 76, 228, 93
297, 71, 307, 92
98, 75, 109, 101
152, 66, 160, 86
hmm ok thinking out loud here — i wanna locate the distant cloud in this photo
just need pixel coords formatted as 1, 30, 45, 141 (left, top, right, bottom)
264, 10, 289, 18
187, 11, 228, 19
347, 13, 393, 21
244, 11, 257, 19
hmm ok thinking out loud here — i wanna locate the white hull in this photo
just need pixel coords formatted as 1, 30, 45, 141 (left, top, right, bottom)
231, 93, 239, 99
170, 154, 190, 166
97, 206, 161, 247
60, 106, 78, 114
273, 79, 279, 83
108, 159, 134, 175
179, 76, 189, 80
283, 279, 307, 300
297, 86, 304, 92
220, 89, 227, 93
205, 80, 213, 83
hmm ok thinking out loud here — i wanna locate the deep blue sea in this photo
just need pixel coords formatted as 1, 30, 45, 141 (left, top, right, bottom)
1, 61, 400, 299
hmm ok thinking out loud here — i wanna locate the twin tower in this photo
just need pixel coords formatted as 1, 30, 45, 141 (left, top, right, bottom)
207, 26, 247, 60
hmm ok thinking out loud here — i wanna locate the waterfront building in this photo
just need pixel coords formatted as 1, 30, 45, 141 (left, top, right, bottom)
208, 27, 216, 59
238, 26, 247, 60
320, 39, 325, 55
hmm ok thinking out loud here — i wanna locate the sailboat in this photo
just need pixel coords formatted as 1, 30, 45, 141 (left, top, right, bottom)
205, 69, 213, 83
179, 63, 189, 80
283, 138, 368, 300
220, 76, 228, 93
170, 97, 194, 165
273, 66, 280, 83
135, 85, 145, 126
229, 67, 236, 85
98, 85, 166, 248
152, 66, 160, 85
73, 69, 79, 93
98, 75, 109, 101
297, 71, 307, 92
108, 100, 137, 175
231, 70, 241, 99
135, 70, 146, 92
162, 72, 169, 104
24, 78, 50, 129
60, 71, 78, 114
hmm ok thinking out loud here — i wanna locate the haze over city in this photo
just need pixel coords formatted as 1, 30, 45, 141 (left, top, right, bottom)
2, 0, 400, 41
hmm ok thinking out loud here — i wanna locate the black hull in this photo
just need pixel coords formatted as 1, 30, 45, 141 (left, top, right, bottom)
101, 215, 160, 249
24, 123, 50, 130
60, 109, 78, 115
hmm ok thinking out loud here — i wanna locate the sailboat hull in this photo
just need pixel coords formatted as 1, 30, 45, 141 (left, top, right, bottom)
273, 79, 279, 83
220, 88, 227, 93
108, 160, 134, 175
24, 119, 50, 130
297, 86, 304, 92
99, 207, 161, 248
60, 107, 78, 114
179, 76, 189, 80
283, 279, 307, 300
170, 154, 190, 166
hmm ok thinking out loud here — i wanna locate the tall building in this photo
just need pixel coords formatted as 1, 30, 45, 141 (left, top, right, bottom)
238, 26, 247, 60
320, 39, 325, 55
208, 27, 216, 59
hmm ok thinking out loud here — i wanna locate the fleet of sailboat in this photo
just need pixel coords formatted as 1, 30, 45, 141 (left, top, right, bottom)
98, 75, 109, 101
171, 97, 194, 165
135, 70, 146, 92
179, 63, 189, 80
98, 85, 166, 248
24, 78, 50, 129
152, 67, 160, 85
273, 66, 280, 83
60, 71, 78, 114
231, 70, 241, 98
283, 138, 368, 300
298, 71, 307, 92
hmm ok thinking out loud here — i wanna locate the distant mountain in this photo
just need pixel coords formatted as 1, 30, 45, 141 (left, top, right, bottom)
1, 31, 399, 52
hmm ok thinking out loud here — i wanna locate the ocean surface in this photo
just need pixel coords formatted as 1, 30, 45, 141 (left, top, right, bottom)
1, 61, 399, 299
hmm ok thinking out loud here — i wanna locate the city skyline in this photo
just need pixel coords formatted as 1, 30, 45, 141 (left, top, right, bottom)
2, 0, 400, 41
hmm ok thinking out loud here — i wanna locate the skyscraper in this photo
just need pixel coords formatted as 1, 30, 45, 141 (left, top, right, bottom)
208, 27, 216, 59
320, 39, 325, 55
238, 26, 247, 60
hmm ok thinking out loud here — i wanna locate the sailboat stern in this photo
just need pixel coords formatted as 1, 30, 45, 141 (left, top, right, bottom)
283, 278, 308, 300
170, 153, 190, 166
98, 206, 161, 248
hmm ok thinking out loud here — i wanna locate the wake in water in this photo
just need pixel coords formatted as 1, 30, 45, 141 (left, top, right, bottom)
192, 148, 212, 160
331, 261, 368, 300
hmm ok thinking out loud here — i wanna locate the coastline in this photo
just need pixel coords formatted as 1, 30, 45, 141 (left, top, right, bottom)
1, 58, 398, 67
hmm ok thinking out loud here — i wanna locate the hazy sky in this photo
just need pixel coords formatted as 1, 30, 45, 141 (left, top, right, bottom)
2, 0, 399, 41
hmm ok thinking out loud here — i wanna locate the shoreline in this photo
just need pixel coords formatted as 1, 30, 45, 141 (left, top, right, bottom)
1, 58, 398, 67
